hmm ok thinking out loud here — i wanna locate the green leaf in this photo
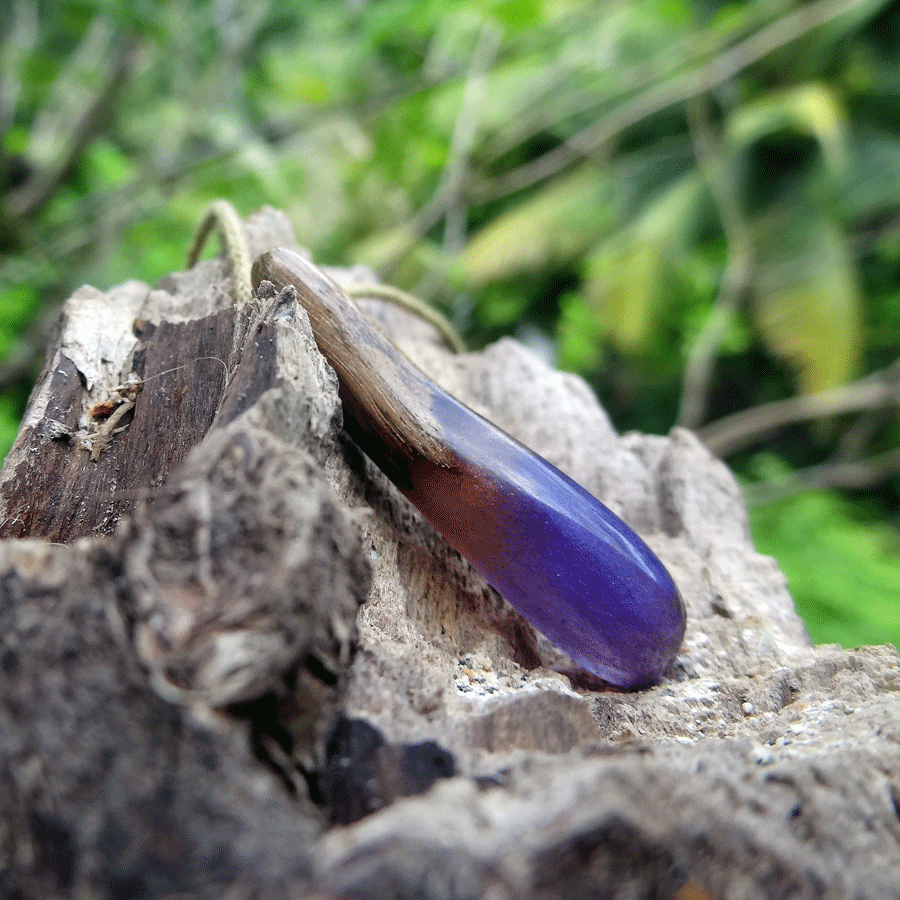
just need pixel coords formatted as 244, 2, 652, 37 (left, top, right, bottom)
460, 166, 612, 285
585, 240, 662, 352
583, 172, 702, 353
728, 82, 849, 178
753, 212, 861, 395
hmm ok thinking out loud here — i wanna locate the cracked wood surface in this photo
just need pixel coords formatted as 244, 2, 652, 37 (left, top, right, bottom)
1, 207, 898, 900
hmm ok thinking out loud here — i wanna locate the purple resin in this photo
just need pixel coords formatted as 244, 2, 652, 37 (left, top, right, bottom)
401, 392, 686, 688
252, 247, 685, 687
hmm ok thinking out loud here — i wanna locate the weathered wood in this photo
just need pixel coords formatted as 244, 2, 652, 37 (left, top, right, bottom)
0, 539, 318, 900
0, 206, 304, 543
1, 208, 899, 900
0, 305, 239, 541
0, 209, 368, 898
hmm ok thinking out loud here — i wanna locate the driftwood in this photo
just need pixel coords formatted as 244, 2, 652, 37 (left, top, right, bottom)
1, 207, 899, 899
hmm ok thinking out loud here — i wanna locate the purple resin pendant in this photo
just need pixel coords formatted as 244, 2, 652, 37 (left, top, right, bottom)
406, 392, 685, 687
253, 248, 686, 688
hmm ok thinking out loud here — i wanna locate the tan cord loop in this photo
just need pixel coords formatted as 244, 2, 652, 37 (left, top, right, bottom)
345, 283, 465, 354
189, 200, 465, 352
187, 199, 253, 306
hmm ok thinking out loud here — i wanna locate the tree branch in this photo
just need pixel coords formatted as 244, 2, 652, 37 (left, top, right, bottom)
697, 361, 900, 457
744, 447, 900, 506
4, 31, 138, 221
677, 93, 753, 429
0, 0, 38, 137
475, 0, 873, 203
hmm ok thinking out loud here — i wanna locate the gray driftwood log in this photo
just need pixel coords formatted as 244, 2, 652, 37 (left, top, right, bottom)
1, 208, 898, 899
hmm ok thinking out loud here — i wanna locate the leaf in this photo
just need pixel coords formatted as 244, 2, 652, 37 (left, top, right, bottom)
727, 82, 848, 178
752, 212, 861, 396
585, 240, 663, 353
460, 165, 612, 285
842, 129, 900, 219
583, 172, 702, 353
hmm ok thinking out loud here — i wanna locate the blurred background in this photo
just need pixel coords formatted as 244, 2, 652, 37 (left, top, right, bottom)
1, 0, 898, 650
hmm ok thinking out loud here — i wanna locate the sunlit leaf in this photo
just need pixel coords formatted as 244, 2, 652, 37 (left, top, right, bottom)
753, 212, 861, 396
461, 166, 612, 285
583, 172, 702, 353
585, 240, 662, 352
728, 82, 848, 177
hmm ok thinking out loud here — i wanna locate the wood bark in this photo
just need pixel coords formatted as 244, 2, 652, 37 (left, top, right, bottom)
1, 208, 899, 900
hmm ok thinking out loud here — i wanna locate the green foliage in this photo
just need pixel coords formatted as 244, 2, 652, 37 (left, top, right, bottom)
748, 467, 900, 651
557, 290, 604, 374
585, 173, 704, 353
0, 284, 40, 360
461, 166, 612, 284
727, 82, 849, 177
752, 209, 862, 395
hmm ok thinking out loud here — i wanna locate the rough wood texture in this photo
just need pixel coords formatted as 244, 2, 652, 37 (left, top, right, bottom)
1, 207, 899, 899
